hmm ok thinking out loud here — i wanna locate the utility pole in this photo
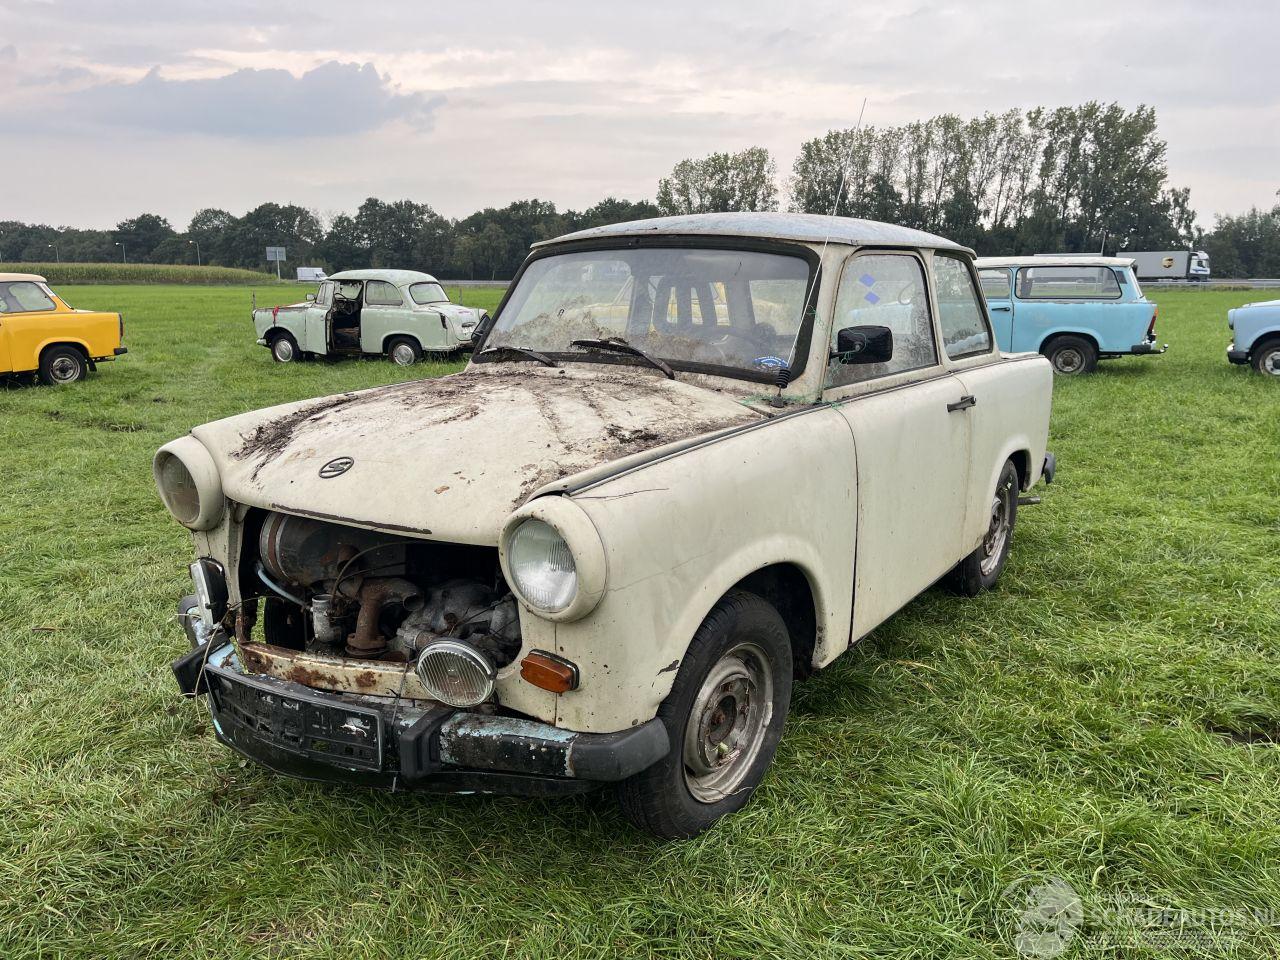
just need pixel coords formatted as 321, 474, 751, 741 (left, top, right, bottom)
188, 239, 202, 266
115, 242, 127, 264
47, 243, 60, 262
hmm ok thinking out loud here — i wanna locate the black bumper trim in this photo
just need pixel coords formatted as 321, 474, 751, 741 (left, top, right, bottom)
1227, 349, 1249, 365
1129, 340, 1168, 355
114, 347, 128, 356
1042, 451, 1057, 485
175, 644, 669, 791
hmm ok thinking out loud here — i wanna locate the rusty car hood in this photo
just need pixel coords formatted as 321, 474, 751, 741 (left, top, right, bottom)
191, 366, 765, 545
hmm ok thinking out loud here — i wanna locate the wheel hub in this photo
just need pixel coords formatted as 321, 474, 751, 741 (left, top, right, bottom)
50, 357, 78, 382
1056, 349, 1082, 373
981, 475, 1014, 576
682, 642, 773, 804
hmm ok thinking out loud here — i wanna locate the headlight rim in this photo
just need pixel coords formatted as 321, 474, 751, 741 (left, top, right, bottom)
154, 436, 225, 531
499, 499, 606, 623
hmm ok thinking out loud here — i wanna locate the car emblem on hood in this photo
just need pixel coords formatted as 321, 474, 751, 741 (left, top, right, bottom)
319, 457, 354, 478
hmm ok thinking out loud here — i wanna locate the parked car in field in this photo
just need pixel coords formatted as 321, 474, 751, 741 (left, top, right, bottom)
160, 213, 1055, 838
975, 256, 1165, 375
253, 269, 487, 365
1227, 299, 1280, 376
0, 273, 126, 385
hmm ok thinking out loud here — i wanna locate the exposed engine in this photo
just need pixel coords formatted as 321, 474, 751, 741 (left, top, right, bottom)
252, 511, 522, 673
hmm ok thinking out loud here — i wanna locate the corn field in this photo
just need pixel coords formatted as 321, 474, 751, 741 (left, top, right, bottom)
0, 261, 285, 285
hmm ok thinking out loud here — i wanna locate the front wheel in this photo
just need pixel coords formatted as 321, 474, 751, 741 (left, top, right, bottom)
1251, 340, 1280, 377
948, 459, 1019, 597
38, 345, 87, 385
270, 332, 300, 363
617, 591, 792, 839
1043, 335, 1098, 376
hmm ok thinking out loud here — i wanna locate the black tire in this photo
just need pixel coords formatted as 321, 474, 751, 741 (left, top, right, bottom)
1251, 339, 1280, 377
38, 345, 87, 385
947, 459, 1019, 597
387, 336, 423, 367
1042, 335, 1098, 376
270, 332, 300, 363
617, 590, 792, 839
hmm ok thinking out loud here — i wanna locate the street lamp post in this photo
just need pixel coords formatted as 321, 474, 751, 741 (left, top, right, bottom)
47, 243, 60, 263
188, 239, 202, 267
115, 242, 127, 264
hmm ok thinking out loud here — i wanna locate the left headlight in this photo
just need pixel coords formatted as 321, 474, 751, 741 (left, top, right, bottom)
154, 436, 225, 530
500, 499, 606, 622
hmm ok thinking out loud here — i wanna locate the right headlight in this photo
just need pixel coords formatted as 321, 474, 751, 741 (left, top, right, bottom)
154, 436, 225, 530
500, 500, 606, 622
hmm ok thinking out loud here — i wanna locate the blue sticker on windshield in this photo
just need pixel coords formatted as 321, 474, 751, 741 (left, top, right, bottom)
753, 356, 787, 369
859, 273, 876, 287
864, 292, 881, 305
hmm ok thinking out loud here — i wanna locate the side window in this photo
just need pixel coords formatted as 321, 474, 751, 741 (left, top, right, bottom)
828, 253, 936, 387
935, 255, 994, 359
0, 281, 56, 313
365, 280, 403, 306
979, 269, 1011, 300
1016, 266, 1122, 300
315, 281, 333, 307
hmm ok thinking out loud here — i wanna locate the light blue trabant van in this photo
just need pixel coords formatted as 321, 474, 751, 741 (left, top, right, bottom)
1226, 300, 1280, 376
974, 257, 1165, 375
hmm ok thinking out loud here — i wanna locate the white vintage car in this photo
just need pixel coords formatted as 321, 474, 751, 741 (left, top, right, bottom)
159, 213, 1055, 838
253, 269, 486, 365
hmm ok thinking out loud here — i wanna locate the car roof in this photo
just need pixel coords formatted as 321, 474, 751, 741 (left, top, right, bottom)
975, 256, 1136, 269
328, 269, 440, 284
0, 272, 48, 283
535, 212, 972, 254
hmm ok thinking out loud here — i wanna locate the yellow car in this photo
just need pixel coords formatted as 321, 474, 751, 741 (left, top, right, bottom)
0, 273, 126, 384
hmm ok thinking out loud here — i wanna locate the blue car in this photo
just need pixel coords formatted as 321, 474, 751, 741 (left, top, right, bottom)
1226, 299, 1280, 376
975, 257, 1165, 375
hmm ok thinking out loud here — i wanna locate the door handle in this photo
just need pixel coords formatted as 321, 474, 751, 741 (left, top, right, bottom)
947, 395, 977, 412
991, 305, 1011, 312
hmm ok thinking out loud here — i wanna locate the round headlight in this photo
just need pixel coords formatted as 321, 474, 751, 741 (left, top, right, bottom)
154, 436, 225, 530
415, 640, 496, 707
507, 518, 578, 613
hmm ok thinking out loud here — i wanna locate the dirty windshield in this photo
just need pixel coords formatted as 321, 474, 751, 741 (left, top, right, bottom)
486, 247, 812, 377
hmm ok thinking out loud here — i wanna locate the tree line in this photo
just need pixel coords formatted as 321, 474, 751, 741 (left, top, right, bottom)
4, 102, 1277, 278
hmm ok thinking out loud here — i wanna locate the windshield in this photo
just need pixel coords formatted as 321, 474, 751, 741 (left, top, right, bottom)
409, 282, 449, 305
485, 246, 813, 377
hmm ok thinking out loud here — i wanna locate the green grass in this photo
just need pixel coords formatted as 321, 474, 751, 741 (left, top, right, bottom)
1, 285, 1278, 958
1, 262, 288, 285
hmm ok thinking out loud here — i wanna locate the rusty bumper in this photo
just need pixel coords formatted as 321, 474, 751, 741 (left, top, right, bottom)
173, 639, 669, 795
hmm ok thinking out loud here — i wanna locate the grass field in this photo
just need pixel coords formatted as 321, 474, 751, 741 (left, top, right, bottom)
1, 284, 1278, 958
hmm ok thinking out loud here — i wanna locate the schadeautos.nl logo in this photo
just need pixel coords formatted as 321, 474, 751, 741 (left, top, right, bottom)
1002, 876, 1084, 958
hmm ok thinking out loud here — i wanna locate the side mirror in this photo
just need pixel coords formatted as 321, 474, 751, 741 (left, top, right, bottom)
833, 325, 893, 365
306, 293, 316, 302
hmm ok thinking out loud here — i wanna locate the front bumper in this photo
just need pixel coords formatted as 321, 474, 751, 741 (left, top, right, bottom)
1227, 344, 1249, 365
172, 638, 669, 795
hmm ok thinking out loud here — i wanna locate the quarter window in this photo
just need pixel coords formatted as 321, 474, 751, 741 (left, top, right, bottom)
1016, 266, 1122, 300
365, 280, 403, 306
315, 281, 333, 307
935, 255, 993, 359
828, 253, 936, 386
0, 281, 56, 313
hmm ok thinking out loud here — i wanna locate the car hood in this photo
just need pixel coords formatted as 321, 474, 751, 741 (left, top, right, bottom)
191, 366, 765, 545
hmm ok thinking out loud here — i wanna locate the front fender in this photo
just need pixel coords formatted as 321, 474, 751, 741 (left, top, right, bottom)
547, 406, 857, 733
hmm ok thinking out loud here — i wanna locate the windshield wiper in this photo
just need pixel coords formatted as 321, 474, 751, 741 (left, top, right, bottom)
570, 337, 675, 379
478, 345, 559, 368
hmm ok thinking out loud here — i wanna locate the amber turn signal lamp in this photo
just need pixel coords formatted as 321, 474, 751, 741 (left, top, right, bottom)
520, 650, 579, 693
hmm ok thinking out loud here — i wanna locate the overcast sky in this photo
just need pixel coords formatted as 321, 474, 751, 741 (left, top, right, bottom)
1, 0, 1276, 230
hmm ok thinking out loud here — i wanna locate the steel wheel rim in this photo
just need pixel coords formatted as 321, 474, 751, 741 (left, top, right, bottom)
682, 641, 773, 804
1263, 349, 1280, 376
392, 344, 416, 365
50, 356, 79, 382
981, 472, 1016, 575
274, 339, 294, 362
1054, 349, 1082, 374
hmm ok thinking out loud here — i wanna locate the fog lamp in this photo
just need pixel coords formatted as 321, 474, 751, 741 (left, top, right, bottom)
415, 640, 496, 708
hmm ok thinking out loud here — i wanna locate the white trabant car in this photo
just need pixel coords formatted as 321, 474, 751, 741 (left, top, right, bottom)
159, 213, 1055, 838
253, 269, 486, 365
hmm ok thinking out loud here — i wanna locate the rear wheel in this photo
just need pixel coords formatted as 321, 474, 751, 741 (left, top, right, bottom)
1043, 335, 1098, 376
617, 590, 792, 839
1251, 340, 1280, 377
270, 332, 300, 363
387, 336, 422, 367
38, 345, 87, 385
948, 459, 1019, 597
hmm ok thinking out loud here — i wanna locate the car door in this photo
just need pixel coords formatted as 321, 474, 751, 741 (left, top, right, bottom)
361, 279, 405, 353
0, 282, 15, 371
304, 281, 333, 353
978, 268, 1014, 350
824, 251, 973, 640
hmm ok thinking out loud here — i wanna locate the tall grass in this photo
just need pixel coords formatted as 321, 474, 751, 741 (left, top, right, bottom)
0, 261, 284, 285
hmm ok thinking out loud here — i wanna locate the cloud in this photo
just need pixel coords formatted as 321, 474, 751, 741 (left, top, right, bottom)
57, 61, 443, 138
0, 45, 16, 64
